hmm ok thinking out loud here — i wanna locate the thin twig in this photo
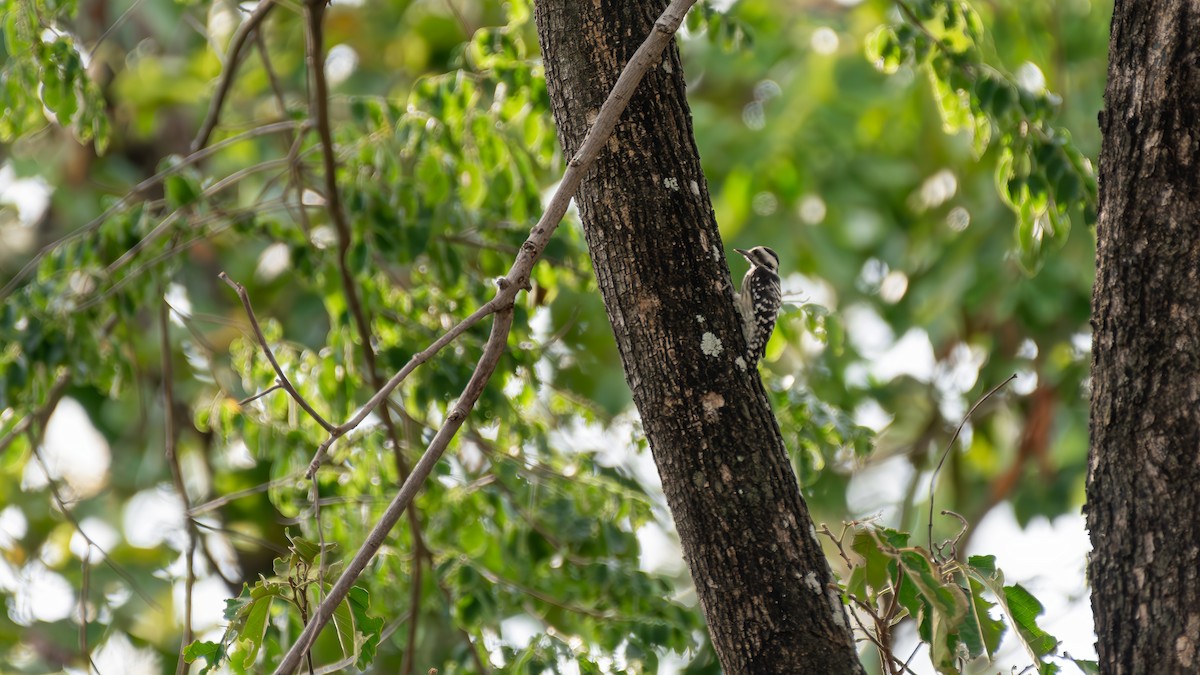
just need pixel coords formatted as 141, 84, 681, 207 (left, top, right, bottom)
188, 473, 304, 517
400, 541, 423, 675
219, 272, 336, 433
299, 4, 437, 664
299, 0, 427, 636
27, 409, 164, 613
193, 520, 289, 555
926, 374, 1017, 551
87, 0, 147, 61
178, 534, 197, 675
255, 28, 290, 117
79, 547, 91, 667
300, 0, 417, 490
0, 120, 302, 302
191, 0, 278, 152
240, 383, 284, 405
161, 297, 198, 675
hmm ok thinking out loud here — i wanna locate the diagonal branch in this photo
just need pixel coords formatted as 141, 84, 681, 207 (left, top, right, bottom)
302, 0, 701, 477
297, 10, 435, 665
271, 1, 699, 671
192, 0, 278, 152
219, 272, 336, 433
275, 307, 514, 675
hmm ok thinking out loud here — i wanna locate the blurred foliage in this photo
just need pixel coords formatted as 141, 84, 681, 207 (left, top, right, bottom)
0, 0, 1106, 672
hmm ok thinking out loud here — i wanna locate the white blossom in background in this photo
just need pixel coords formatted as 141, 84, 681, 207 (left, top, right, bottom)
325, 44, 359, 86
22, 398, 111, 499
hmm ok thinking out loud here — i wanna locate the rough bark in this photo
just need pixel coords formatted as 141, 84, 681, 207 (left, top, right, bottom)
1087, 2, 1200, 673
533, 2, 863, 672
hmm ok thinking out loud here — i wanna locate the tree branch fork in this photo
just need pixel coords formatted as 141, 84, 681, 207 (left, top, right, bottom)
207, 1, 701, 672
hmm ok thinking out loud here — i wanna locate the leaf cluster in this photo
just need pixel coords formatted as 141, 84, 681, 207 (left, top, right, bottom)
865, 0, 1097, 272
184, 533, 383, 673
832, 520, 1098, 674
1, 0, 110, 149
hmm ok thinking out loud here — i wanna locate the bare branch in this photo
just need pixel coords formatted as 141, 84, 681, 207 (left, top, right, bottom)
240, 383, 284, 405
255, 28, 290, 117
269, 1, 705, 670
298, 15, 434, 661
160, 297, 199, 675
399, 540, 423, 675
0, 120, 302, 302
274, 308, 514, 674
219, 272, 336, 433
192, 0, 278, 152
301, 0, 701, 476
87, 0, 147, 62
927, 373, 1017, 551
188, 474, 304, 517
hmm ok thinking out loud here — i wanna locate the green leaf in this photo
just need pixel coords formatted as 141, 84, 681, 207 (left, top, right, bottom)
865, 26, 903, 74
1004, 584, 1059, 658
460, 518, 489, 557
959, 577, 1005, 659
928, 67, 972, 133
968, 558, 1062, 672
417, 150, 450, 204
332, 595, 357, 659
237, 593, 273, 670
288, 533, 333, 565
165, 174, 200, 209
850, 528, 899, 593
183, 640, 225, 675
895, 549, 967, 626
348, 586, 384, 670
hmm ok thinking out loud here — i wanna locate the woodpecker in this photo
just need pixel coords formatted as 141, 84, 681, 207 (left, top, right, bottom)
733, 246, 782, 364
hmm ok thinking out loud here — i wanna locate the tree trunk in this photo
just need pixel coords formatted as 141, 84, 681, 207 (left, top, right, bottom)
1087, 2, 1200, 673
533, 3, 863, 672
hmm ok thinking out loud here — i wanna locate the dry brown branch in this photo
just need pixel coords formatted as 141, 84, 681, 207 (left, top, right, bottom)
300, 0, 700, 477
160, 297, 202, 675
218, 272, 336, 433
0, 120, 302, 302
298, 4, 434, 662
191, 0, 278, 152
274, 307, 514, 674
269, 1, 699, 670
926, 373, 1017, 551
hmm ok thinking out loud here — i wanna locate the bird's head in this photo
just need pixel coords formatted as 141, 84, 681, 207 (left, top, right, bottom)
734, 246, 779, 272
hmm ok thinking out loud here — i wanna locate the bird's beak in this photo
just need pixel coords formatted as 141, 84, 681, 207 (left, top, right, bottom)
734, 248, 749, 258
